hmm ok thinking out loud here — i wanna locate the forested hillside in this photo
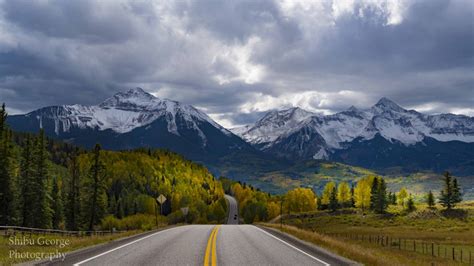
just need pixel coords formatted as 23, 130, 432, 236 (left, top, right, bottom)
0, 104, 226, 230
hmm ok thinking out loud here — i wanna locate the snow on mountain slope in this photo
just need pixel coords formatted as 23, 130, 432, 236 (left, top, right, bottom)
234, 97, 474, 159
25, 88, 231, 140
231, 107, 315, 147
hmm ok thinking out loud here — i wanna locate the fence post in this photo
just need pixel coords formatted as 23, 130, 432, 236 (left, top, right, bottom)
461, 249, 463, 263
431, 243, 434, 257
414, 240, 416, 252
399, 238, 401, 250
452, 247, 455, 261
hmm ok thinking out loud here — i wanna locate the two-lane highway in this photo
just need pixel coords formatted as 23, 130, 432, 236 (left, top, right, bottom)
42, 195, 354, 266
67, 225, 344, 266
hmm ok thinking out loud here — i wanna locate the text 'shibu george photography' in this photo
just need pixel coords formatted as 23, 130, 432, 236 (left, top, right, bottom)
0, 0, 473, 265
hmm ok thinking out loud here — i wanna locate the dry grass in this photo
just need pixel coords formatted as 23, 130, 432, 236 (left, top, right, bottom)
261, 223, 468, 266
0, 230, 140, 265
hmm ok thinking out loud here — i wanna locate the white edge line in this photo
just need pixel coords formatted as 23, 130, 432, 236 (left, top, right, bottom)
253, 226, 331, 266
73, 227, 179, 266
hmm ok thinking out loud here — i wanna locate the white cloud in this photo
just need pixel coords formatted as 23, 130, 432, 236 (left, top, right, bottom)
239, 90, 370, 115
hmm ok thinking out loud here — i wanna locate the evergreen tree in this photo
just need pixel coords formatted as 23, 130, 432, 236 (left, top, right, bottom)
427, 190, 435, 209
0, 104, 16, 225
370, 177, 379, 211
440, 172, 462, 210
83, 144, 107, 231
350, 183, 355, 207
31, 129, 52, 228
369, 177, 388, 213
375, 178, 388, 214
51, 177, 63, 229
66, 150, 81, 230
452, 178, 462, 206
20, 135, 36, 227
390, 193, 397, 205
406, 195, 416, 212
329, 186, 338, 212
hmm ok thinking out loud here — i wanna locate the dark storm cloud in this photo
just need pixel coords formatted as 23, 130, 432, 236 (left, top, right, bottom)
0, 0, 472, 127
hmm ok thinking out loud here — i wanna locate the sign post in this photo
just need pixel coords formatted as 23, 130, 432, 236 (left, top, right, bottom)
157, 194, 167, 216
181, 207, 189, 224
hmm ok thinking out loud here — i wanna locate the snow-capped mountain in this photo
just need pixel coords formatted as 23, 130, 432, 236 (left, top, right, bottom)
231, 107, 315, 148
7, 88, 251, 161
233, 97, 474, 161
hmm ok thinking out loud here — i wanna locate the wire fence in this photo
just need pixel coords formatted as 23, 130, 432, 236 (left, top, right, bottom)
0, 226, 126, 237
327, 232, 473, 264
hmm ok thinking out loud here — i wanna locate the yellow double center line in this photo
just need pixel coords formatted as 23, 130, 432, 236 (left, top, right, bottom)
204, 225, 221, 266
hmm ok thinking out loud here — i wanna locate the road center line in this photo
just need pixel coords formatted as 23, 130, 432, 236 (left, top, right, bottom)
72, 227, 180, 266
212, 225, 221, 266
204, 225, 221, 266
253, 226, 331, 266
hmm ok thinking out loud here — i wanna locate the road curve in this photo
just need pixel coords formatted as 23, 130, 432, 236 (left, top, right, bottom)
224, 194, 239, 224
43, 224, 353, 266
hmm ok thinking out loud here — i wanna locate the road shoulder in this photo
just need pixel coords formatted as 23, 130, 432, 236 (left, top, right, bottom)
258, 225, 361, 266
23, 226, 177, 266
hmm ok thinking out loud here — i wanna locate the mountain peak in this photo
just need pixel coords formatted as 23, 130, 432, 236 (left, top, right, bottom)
347, 105, 358, 112
374, 97, 405, 112
100, 88, 157, 109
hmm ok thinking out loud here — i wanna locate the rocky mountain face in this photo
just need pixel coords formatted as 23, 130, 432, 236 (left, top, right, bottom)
7, 88, 253, 161
7, 91, 474, 176
232, 97, 474, 175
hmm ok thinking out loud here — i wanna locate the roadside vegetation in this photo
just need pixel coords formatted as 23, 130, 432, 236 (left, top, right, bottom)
261, 173, 473, 265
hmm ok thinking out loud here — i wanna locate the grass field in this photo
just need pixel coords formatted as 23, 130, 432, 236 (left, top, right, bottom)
0, 230, 140, 265
265, 202, 474, 265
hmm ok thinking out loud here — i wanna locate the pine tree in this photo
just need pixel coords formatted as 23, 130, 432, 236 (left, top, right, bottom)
350, 183, 355, 207
452, 178, 462, 206
440, 172, 462, 210
406, 195, 416, 212
66, 150, 81, 230
427, 190, 435, 209
390, 193, 397, 205
375, 178, 388, 214
0, 104, 16, 225
20, 135, 36, 227
83, 144, 107, 231
31, 129, 52, 228
370, 177, 379, 211
51, 177, 63, 229
329, 186, 338, 212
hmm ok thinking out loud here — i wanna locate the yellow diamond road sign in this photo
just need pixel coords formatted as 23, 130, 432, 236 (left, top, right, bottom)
157, 194, 167, 204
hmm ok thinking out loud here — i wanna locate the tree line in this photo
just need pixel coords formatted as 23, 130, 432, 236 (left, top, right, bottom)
283, 172, 463, 215
0, 103, 227, 230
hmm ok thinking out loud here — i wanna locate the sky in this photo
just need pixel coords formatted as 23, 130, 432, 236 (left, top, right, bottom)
0, 0, 473, 128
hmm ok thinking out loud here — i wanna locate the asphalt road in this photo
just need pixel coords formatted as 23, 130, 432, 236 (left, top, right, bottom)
224, 194, 239, 224
40, 196, 354, 266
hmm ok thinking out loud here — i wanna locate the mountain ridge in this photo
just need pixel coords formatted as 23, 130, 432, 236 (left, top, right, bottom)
7, 88, 253, 162
232, 97, 474, 161
6, 91, 474, 176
